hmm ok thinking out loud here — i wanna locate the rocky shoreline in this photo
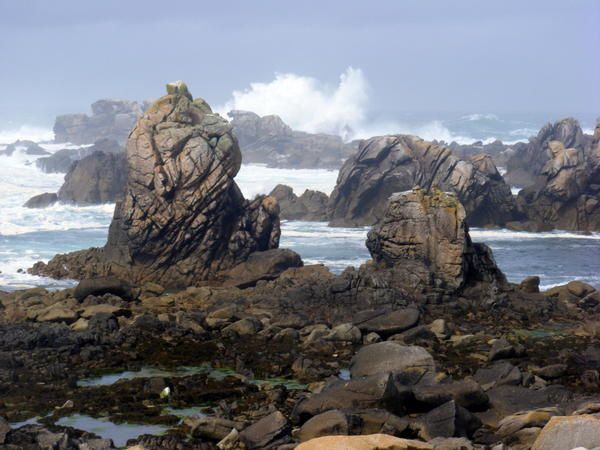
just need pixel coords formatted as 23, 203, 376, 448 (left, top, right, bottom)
2, 83, 599, 450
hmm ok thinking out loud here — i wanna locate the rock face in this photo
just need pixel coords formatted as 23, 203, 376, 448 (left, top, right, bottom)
366, 188, 506, 291
328, 135, 516, 227
269, 184, 329, 221
23, 192, 58, 209
57, 151, 128, 205
54, 99, 147, 144
515, 135, 600, 231
31, 82, 283, 288
229, 110, 357, 169
505, 118, 586, 187
36, 138, 123, 173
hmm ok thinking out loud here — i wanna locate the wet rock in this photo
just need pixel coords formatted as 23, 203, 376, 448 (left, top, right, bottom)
488, 338, 518, 361
325, 323, 362, 343
220, 249, 303, 288
532, 364, 567, 380
23, 192, 58, 209
238, 410, 290, 449
366, 188, 506, 292
474, 362, 522, 390
222, 317, 263, 338
328, 135, 516, 227
414, 400, 481, 440
350, 342, 435, 378
79, 438, 115, 450
412, 379, 489, 411
36, 138, 123, 173
354, 308, 420, 337
495, 407, 560, 437
295, 434, 433, 450
33, 82, 281, 288
0, 416, 9, 444
187, 416, 243, 441
532, 414, 600, 450
74, 277, 133, 301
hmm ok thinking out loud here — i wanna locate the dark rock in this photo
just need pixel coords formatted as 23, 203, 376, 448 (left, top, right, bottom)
31, 82, 282, 288
488, 338, 517, 361
349, 341, 435, 378
23, 192, 58, 209
414, 400, 481, 440
353, 308, 420, 337
474, 361, 522, 390
298, 410, 349, 442
412, 379, 489, 411
533, 364, 567, 380
519, 276, 540, 293
328, 135, 516, 227
73, 277, 133, 301
188, 416, 242, 441
57, 151, 127, 205
269, 184, 330, 221
239, 411, 290, 449
220, 249, 303, 288
0, 416, 9, 444
36, 139, 123, 173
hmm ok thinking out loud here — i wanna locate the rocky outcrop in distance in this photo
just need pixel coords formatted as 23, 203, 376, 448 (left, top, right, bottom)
36, 138, 123, 173
0, 140, 49, 157
328, 135, 517, 227
229, 110, 358, 169
512, 119, 600, 231
31, 82, 291, 288
269, 184, 329, 221
54, 99, 148, 144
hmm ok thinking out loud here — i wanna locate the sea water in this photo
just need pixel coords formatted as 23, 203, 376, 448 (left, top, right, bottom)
1, 120, 599, 291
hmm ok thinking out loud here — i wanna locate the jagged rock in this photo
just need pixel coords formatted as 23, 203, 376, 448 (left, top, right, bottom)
505, 118, 586, 187
0, 140, 49, 156
229, 110, 356, 169
532, 414, 600, 450
269, 184, 329, 221
365, 188, 506, 292
295, 434, 433, 450
515, 130, 600, 231
349, 341, 435, 378
54, 99, 147, 144
31, 82, 283, 288
328, 135, 516, 227
57, 151, 127, 205
36, 138, 123, 173
23, 192, 58, 209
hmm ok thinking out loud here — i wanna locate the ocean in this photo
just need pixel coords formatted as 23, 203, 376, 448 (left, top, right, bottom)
1, 113, 598, 292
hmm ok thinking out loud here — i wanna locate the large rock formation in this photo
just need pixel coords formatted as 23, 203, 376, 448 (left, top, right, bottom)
36, 138, 123, 173
57, 151, 128, 205
514, 121, 600, 231
505, 118, 586, 187
328, 135, 516, 227
54, 100, 147, 144
269, 184, 329, 221
229, 110, 357, 169
366, 188, 506, 292
32, 82, 288, 288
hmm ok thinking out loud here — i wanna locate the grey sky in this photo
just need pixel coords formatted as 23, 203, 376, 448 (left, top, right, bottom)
0, 0, 598, 126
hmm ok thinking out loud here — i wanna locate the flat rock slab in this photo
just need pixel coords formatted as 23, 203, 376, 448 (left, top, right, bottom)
354, 308, 420, 337
350, 341, 435, 378
532, 415, 600, 450
295, 434, 433, 450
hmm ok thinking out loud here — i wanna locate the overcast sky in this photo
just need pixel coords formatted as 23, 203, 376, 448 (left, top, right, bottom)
0, 0, 598, 126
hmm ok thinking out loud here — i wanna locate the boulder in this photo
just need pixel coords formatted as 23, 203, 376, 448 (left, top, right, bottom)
328, 135, 516, 227
365, 188, 506, 292
295, 434, 433, 450
353, 308, 420, 337
238, 411, 290, 449
350, 341, 435, 378
269, 184, 330, 221
187, 416, 242, 441
519, 276, 540, 293
220, 249, 303, 288
0, 416, 9, 444
23, 192, 58, 209
74, 277, 133, 301
36, 139, 123, 173
532, 414, 600, 450
414, 400, 481, 440
298, 409, 350, 442
31, 82, 282, 288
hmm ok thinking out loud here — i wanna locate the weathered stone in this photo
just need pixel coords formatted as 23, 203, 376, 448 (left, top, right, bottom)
354, 308, 420, 337
187, 416, 243, 441
220, 249, 303, 288
295, 434, 433, 450
328, 135, 516, 227
269, 184, 330, 221
366, 188, 506, 292
532, 414, 600, 450
238, 411, 290, 449
519, 276, 540, 293
496, 407, 560, 437
23, 192, 58, 209
350, 341, 435, 378
74, 277, 133, 301
298, 409, 349, 442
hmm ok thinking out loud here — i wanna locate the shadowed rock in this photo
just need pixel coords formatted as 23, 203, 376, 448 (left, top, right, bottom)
328, 135, 516, 227
31, 81, 285, 288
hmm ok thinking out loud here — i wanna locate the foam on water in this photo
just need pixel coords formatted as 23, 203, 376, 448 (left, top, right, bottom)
0, 125, 54, 144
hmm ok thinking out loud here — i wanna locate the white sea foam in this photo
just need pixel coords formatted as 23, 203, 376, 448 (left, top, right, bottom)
0, 125, 54, 144
470, 229, 600, 241
461, 113, 500, 121
236, 165, 339, 197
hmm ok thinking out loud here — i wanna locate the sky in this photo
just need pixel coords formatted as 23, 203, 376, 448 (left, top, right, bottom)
0, 0, 598, 130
